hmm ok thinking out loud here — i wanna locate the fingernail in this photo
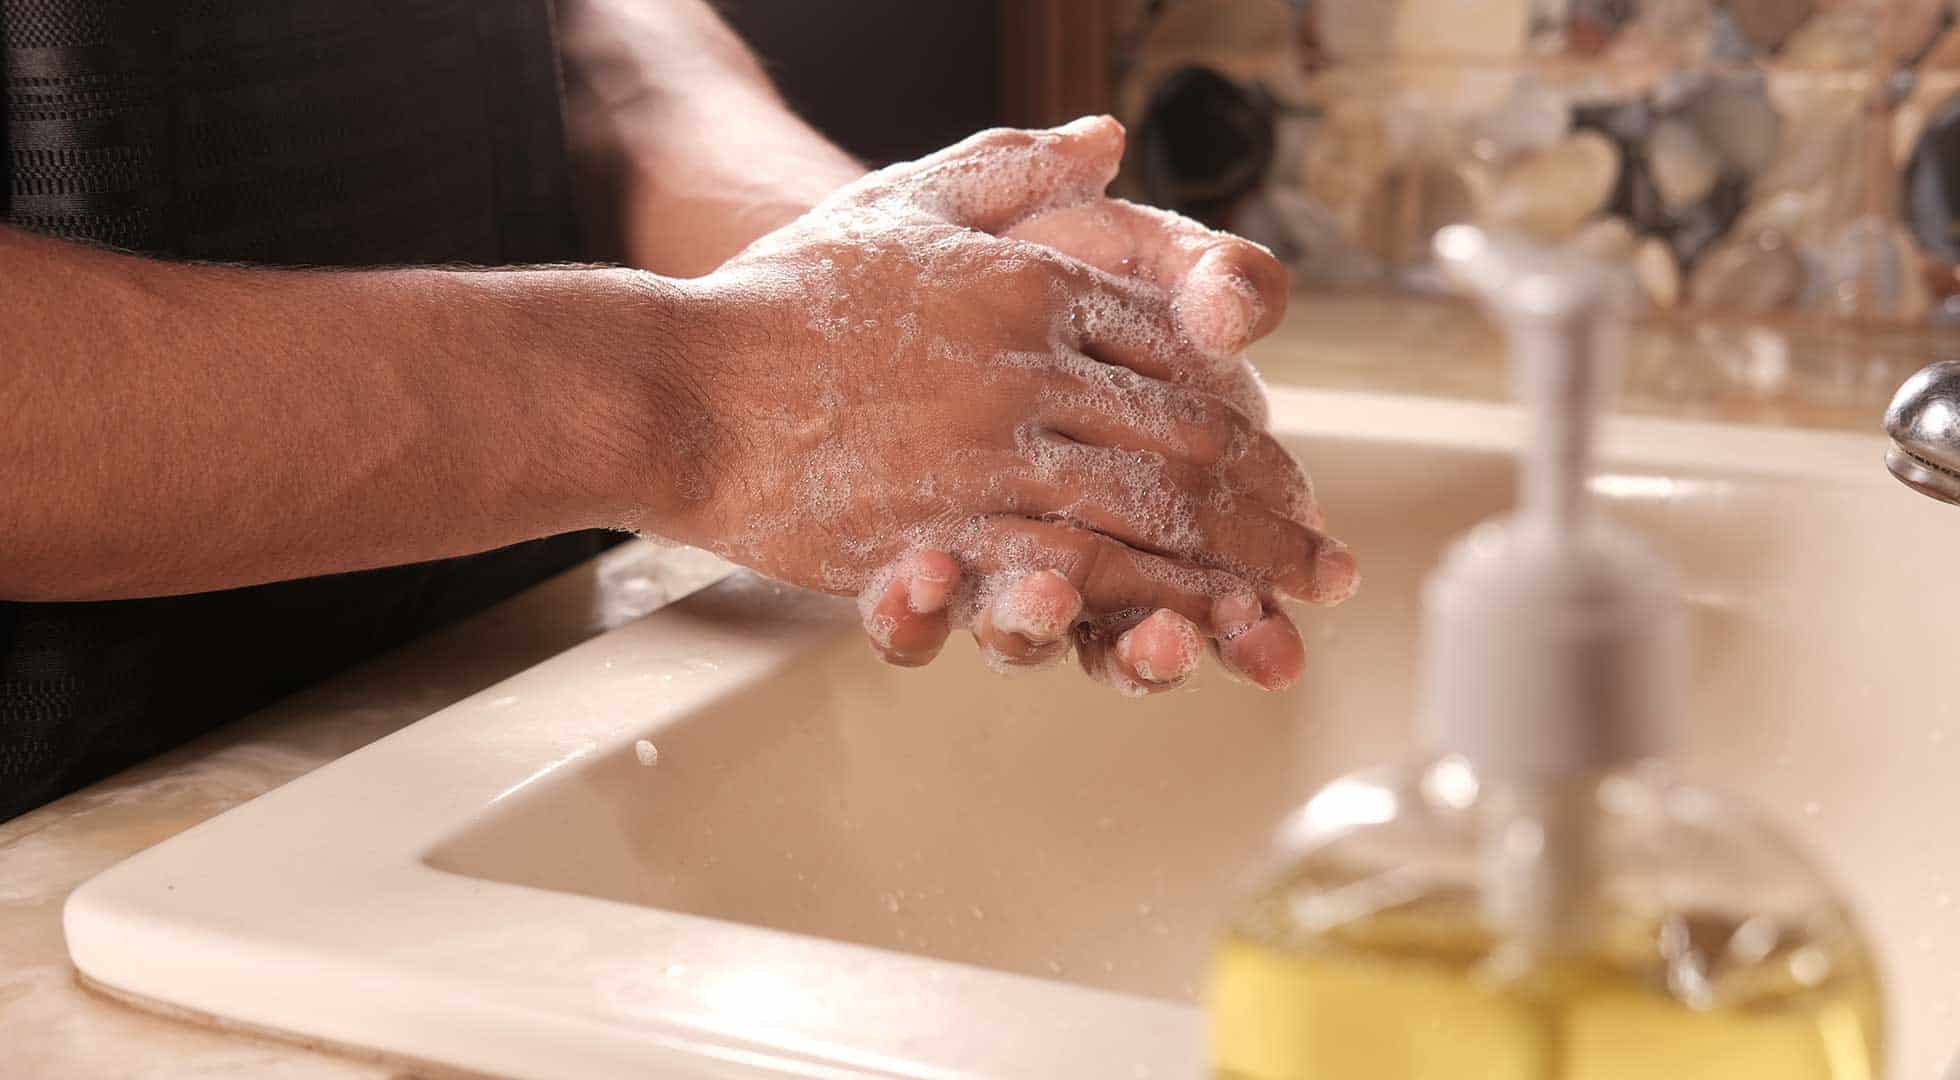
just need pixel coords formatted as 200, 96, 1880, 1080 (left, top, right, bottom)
1308, 541, 1360, 606
1221, 623, 1305, 693
903, 553, 957, 614
1180, 262, 1261, 360
1116, 610, 1203, 684
1218, 273, 1260, 355
1058, 114, 1120, 138
991, 569, 1080, 643
907, 577, 948, 614
1212, 591, 1263, 640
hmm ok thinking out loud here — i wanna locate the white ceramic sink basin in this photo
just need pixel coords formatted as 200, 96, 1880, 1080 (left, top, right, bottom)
66, 387, 1960, 1078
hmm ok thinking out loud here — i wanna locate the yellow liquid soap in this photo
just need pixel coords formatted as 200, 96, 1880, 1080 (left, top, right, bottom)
1210, 226, 1891, 1080
1209, 886, 1884, 1080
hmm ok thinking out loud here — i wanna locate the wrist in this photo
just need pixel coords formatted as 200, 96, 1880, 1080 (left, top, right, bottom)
558, 267, 744, 538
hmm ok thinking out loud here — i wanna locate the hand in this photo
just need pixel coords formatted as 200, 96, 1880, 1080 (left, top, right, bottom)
859, 133, 1355, 693
861, 191, 1355, 694
653, 117, 1353, 692
878, 192, 1356, 693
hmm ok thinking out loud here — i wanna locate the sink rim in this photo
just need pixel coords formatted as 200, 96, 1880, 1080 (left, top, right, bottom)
65, 572, 1216, 1079
62, 387, 1894, 1080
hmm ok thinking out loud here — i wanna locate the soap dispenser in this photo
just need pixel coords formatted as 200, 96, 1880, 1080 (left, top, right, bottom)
1207, 227, 1884, 1079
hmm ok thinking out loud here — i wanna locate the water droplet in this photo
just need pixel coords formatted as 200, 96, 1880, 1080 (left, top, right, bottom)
1803, 801, 1822, 817
664, 963, 688, 978
633, 740, 659, 768
968, 905, 986, 921
1941, 892, 1955, 909
1136, 902, 1154, 918
880, 893, 902, 914
1045, 959, 1065, 975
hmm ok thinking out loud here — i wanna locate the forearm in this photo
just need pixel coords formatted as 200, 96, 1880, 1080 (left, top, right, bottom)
557, 0, 865, 276
0, 227, 692, 600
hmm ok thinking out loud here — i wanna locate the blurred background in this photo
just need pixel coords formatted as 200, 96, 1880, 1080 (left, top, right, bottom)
732, 0, 1960, 431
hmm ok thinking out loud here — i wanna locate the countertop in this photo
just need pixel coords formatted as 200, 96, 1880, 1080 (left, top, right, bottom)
0, 294, 1920, 1078
1249, 290, 1945, 433
1, 540, 732, 1078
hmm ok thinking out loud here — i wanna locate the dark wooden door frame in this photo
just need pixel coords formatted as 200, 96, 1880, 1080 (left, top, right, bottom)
999, 0, 1118, 127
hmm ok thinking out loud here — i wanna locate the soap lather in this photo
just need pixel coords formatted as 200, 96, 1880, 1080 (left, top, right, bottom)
1206, 226, 1885, 1079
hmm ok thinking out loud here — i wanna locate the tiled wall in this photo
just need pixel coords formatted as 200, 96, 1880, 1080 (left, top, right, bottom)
1117, 0, 1960, 332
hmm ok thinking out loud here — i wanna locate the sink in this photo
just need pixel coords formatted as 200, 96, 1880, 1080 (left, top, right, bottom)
66, 386, 1960, 1078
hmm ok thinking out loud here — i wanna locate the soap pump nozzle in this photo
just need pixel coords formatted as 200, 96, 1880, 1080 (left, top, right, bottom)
1424, 225, 1684, 781
1432, 225, 1621, 538
1425, 226, 1687, 938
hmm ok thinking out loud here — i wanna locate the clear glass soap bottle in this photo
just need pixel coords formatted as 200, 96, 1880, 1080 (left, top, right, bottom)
1208, 228, 1885, 1080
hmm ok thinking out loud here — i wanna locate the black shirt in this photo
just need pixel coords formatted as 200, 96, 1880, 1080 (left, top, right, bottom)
1, 0, 611, 821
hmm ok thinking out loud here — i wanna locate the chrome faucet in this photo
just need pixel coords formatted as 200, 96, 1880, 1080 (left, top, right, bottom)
1885, 362, 1960, 507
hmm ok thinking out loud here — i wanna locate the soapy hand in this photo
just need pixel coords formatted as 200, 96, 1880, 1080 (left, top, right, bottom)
870, 187, 1352, 693
663, 117, 1355, 694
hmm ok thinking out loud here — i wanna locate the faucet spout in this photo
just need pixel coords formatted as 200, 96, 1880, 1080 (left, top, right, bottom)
1885, 361, 1960, 507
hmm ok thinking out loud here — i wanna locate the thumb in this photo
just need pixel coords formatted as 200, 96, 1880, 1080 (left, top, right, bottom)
874, 116, 1125, 235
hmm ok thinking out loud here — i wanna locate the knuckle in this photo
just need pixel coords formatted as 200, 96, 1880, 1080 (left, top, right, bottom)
1145, 458, 1194, 512
991, 240, 1071, 290
1247, 431, 1305, 485
1266, 434, 1313, 488
1172, 390, 1237, 463
1206, 363, 1270, 424
1249, 436, 1317, 521
1020, 244, 1086, 292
